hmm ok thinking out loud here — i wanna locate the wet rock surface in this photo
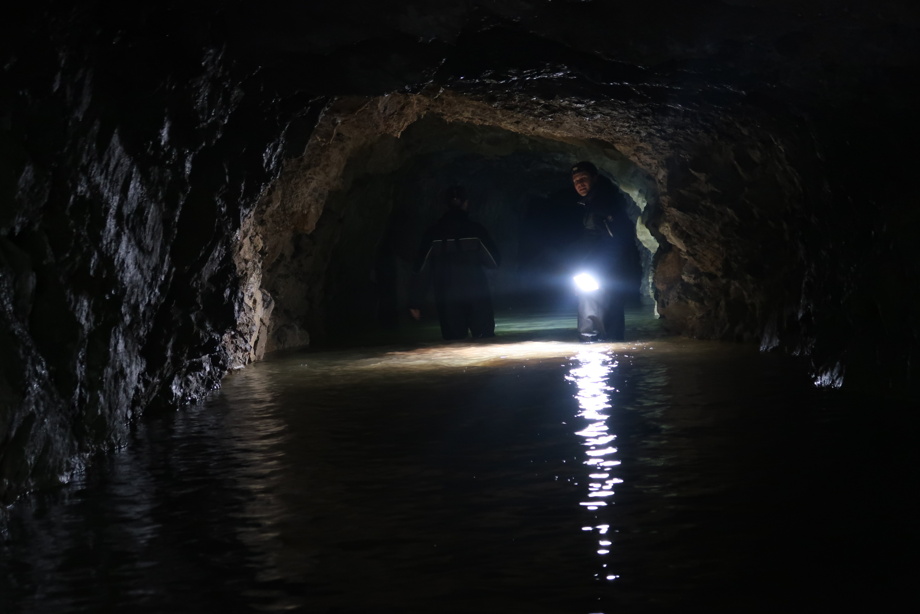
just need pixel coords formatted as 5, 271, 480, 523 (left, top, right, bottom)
2, 0, 919, 503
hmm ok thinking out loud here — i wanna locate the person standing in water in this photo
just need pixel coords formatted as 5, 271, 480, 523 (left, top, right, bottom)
408, 186, 501, 340
569, 161, 636, 341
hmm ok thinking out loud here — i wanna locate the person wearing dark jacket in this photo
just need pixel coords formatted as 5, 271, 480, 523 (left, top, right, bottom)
409, 186, 500, 340
569, 161, 636, 341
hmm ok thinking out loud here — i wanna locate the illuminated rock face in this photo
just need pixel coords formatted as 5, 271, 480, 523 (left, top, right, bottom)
2, 1, 918, 503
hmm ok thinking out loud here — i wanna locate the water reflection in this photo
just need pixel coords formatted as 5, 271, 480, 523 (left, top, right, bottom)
3, 314, 910, 614
566, 347, 623, 583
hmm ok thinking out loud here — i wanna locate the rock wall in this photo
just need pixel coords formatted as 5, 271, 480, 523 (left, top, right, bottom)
1, 7, 292, 503
3, 0, 919, 510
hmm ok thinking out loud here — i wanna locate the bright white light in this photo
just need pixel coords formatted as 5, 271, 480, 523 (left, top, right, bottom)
568, 348, 625, 579
575, 424, 609, 437
586, 446, 617, 456
573, 272, 600, 292
583, 435, 615, 446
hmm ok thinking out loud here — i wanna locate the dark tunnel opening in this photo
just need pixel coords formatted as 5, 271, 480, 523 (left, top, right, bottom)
264, 115, 659, 347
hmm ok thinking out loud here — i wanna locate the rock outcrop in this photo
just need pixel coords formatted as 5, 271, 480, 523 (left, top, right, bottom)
2, 0, 918, 506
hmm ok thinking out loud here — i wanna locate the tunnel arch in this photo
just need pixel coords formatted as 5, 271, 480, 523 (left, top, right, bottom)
235, 93, 666, 357
231, 88, 814, 367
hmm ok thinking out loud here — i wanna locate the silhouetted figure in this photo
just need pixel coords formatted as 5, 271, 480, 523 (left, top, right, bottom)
568, 161, 637, 341
408, 186, 500, 340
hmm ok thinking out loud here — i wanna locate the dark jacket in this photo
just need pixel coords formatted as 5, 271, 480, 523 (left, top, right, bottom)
574, 176, 635, 277
409, 208, 500, 309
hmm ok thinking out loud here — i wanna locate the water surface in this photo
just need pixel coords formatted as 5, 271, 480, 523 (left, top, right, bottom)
2, 310, 916, 613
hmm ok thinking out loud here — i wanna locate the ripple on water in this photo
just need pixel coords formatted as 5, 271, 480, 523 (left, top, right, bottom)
2, 313, 916, 613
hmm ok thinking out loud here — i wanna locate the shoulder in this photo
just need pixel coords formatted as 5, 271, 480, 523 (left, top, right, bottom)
595, 176, 623, 198
591, 177, 627, 208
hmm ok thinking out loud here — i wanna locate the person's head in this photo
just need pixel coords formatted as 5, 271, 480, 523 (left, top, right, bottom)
570, 161, 598, 197
444, 185, 468, 210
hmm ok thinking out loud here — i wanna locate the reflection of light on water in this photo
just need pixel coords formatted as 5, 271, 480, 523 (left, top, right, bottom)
292, 341, 647, 380
567, 348, 621, 582
381, 341, 590, 369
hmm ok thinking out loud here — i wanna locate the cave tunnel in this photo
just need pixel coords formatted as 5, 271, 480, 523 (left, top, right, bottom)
2, 1, 920, 611
262, 111, 658, 349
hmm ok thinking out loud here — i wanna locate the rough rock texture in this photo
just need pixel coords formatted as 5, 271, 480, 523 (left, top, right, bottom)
3, 0, 919, 506
251, 92, 659, 348
1, 5, 294, 503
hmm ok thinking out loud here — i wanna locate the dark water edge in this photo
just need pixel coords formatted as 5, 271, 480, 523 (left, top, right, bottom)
1, 312, 918, 614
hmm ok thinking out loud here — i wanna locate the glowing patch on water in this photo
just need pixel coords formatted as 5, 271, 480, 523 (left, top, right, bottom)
378, 341, 596, 370
567, 347, 625, 583
576, 424, 609, 437
585, 458, 620, 467
583, 435, 615, 446
586, 447, 617, 457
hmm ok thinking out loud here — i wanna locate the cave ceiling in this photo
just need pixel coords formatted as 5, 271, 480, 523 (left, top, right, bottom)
221, 0, 918, 109
2, 0, 920, 507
